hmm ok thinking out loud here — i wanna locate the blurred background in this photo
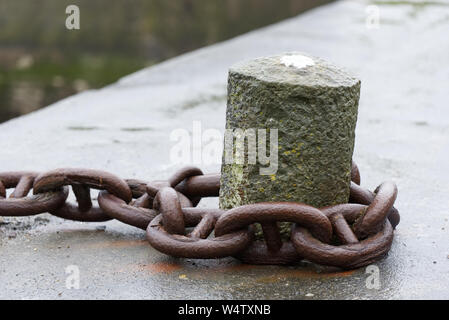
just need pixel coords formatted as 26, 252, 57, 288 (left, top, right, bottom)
0, 0, 331, 124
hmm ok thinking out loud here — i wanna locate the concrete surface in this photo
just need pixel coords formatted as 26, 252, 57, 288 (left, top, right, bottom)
1, 0, 448, 299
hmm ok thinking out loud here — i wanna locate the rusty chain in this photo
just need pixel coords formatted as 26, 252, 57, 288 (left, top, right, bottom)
0, 162, 400, 269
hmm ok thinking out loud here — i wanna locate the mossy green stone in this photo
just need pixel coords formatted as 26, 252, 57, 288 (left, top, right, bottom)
219, 53, 360, 238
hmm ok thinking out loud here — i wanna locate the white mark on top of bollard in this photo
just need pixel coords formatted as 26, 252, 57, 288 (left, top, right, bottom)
280, 54, 315, 69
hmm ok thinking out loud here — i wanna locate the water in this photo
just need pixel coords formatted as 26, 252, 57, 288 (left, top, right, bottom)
0, 0, 331, 123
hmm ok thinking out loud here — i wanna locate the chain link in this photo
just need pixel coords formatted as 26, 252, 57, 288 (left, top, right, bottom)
0, 162, 400, 269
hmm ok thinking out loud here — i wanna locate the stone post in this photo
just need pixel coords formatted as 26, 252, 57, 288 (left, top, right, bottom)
219, 53, 360, 236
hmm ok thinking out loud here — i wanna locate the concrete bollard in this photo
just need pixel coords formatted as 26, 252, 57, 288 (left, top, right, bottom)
219, 53, 360, 237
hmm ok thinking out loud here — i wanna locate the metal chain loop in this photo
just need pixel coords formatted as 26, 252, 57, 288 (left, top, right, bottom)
214, 202, 333, 264
33, 169, 131, 222
146, 207, 253, 258
291, 220, 394, 269
352, 181, 398, 239
0, 172, 68, 216
97, 190, 158, 230
96, 178, 158, 230
0, 161, 401, 269
153, 187, 186, 235
147, 166, 207, 207
350, 181, 400, 229
96, 167, 206, 230
351, 160, 361, 185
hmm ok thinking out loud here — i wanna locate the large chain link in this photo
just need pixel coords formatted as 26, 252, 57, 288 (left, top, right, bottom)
0, 162, 400, 269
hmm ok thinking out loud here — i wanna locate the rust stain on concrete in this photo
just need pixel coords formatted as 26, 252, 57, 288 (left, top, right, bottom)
115, 262, 182, 274
213, 263, 256, 273
137, 262, 182, 274
86, 239, 148, 249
